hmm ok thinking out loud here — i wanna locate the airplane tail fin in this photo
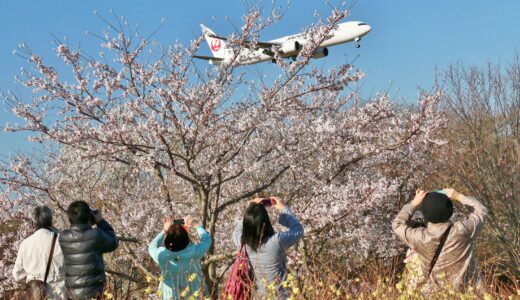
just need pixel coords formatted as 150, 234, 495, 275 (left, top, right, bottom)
200, 24, 228, 59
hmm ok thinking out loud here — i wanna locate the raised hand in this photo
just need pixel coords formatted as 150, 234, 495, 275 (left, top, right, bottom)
163, 217, 173, 233
411, 189, 427, 207
271, 196, 286, 211
183, 216, 198, 228
442, 188, 463, 201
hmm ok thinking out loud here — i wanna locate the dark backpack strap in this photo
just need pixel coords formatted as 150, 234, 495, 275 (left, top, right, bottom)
427, 224, 453, 278
44, 232, 58, 284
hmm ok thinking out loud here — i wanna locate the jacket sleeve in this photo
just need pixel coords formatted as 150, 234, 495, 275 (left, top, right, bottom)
193, 226, 212, 259
148, 232, 165, 264
392, 203, 425, 248
232, 220, 243, 248
95, 219, 119, 253
12, 241, 26, 282
457, 196, 488, 238
277, 207, 304, 250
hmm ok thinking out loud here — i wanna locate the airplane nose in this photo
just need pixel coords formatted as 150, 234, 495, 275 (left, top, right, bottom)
365, 25, 372, 34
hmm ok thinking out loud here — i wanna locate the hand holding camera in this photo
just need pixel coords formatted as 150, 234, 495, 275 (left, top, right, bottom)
253, 196, 286, 211
183, 216, 198, 228
91, 209, 103, 224
164, 216, 197, 233
411, 189, 427, 207
441, 188, 463, 201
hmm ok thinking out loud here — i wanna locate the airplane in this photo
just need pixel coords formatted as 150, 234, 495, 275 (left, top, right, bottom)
194, 21, 371, 65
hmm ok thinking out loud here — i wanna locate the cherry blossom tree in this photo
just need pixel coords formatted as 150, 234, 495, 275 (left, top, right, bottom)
0, 5, 445, 295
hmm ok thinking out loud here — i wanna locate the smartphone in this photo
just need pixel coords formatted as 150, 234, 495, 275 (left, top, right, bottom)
262, 198, 277, 207
173, 219, 185, 225
434, 190, 448, 195
261, 198, 272, 206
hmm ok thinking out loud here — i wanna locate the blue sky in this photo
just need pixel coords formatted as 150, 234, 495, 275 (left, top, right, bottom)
1, 0, 519, 156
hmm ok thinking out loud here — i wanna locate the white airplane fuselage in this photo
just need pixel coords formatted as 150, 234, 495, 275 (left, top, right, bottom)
202, 21, 371, 65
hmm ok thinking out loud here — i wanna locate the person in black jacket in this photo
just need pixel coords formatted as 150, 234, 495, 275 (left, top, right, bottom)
59, 200, 119, 299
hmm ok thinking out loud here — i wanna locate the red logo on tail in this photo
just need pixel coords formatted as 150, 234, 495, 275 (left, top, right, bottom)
210, 39, 222, 52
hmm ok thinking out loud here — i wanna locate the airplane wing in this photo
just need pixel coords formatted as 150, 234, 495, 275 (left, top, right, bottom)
203, 33, 281, 50
193, 55, 224, 62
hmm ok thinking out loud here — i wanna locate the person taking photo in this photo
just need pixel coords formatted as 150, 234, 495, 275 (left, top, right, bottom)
232, 196, 304, 299
59, 201, 119, 300
148, 216, 212, 300
392, 188, 488, 292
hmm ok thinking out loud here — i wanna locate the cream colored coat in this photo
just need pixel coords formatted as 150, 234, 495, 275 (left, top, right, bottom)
392, 196, 488, 291
12, 228, 66, 300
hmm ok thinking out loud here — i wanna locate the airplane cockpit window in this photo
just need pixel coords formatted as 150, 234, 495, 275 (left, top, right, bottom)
358, 23, 367, 26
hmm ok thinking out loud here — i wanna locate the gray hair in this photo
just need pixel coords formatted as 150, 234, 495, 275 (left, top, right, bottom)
32, 205, 53, 229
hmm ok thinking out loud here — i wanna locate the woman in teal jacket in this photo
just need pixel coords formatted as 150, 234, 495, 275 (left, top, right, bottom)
148, 216, 212, 299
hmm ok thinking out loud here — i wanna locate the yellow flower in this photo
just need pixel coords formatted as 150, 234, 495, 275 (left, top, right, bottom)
188, 296, 195, 300
396, 282, 403, 291
193, 290, 200, 297
292, 287, 300, 295
268, 282, 276, 291
103, 292, 113, 300
146, 275, 153, 283
156, 289, 163, 297
158, 275, 164, 282
282, 280, 289, 288
180, 286, 190, 298
188, 273, 197, 282
145, 287, 152, 294
287, 274, 294, 281
483, 294, 493, 300
354, 277, 360, 282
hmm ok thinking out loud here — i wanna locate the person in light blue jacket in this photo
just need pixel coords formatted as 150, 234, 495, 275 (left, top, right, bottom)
232, 196, 304, 299
148, 216, 212, 300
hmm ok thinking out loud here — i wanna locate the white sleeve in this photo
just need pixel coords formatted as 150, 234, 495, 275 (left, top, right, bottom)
12, 241, 27, 282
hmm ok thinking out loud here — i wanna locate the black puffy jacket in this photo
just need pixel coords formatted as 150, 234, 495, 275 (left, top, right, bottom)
59, 220, 118, 300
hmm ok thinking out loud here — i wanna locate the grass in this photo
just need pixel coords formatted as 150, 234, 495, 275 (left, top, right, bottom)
128, 266, 520, 300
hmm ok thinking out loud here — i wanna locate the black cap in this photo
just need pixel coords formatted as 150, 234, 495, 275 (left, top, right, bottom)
420, 192, 453, 223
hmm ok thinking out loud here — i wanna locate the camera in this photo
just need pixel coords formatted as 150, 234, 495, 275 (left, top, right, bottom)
89, 209, 100, 225
173, 219, 185, 225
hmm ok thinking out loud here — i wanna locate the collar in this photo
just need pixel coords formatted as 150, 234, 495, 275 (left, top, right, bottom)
70, 224, 92, 231
426, 221, 452, 234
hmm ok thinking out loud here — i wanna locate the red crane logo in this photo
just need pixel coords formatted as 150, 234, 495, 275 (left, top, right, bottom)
210, 39, 222, 52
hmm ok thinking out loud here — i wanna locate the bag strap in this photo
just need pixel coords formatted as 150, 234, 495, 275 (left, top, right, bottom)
427, 224, 453, 278
44, 232, 58, 284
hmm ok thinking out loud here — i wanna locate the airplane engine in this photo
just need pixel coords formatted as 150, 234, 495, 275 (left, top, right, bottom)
280, 41, 301, 54
312, 47, 329, 59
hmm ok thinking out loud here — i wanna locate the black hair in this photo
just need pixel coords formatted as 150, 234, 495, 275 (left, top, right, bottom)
421, 192, 454, 223
241, 203, 275, 251
164, 224, 190, 252
32, 206, 53, 229
67, 200, 93, 225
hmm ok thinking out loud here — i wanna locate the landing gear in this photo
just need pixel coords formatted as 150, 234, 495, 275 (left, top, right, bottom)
355, 37, 361, 48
